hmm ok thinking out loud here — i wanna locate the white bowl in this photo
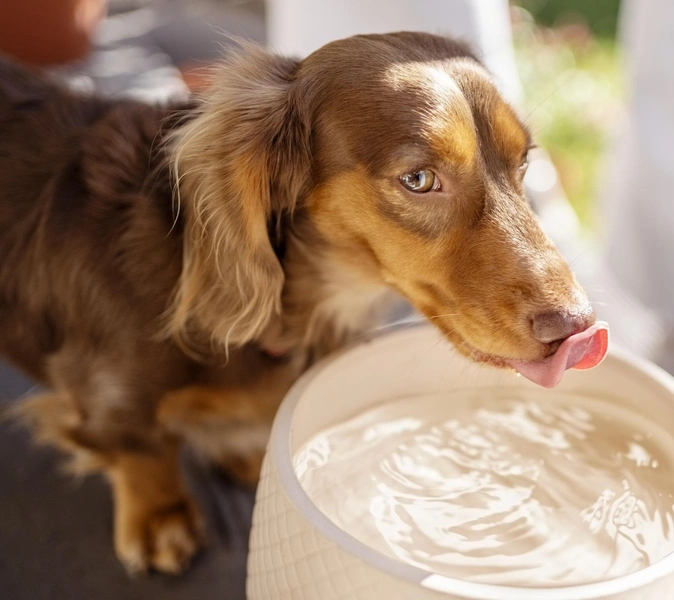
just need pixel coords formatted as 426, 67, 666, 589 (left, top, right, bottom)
246, 324, 674, 600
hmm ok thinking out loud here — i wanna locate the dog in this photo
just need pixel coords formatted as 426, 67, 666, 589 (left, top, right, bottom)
0, 31, 597, 575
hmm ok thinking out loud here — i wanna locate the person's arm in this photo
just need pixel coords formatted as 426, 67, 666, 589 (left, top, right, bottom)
0, 0, 107, 66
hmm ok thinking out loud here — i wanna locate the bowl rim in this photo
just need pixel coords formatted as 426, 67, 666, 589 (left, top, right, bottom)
269, 323, 674, 600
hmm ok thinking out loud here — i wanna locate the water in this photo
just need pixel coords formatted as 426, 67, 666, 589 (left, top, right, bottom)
294, 389, 674, 587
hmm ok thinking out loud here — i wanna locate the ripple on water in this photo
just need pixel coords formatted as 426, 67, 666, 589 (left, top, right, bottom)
294, 389, 674, 587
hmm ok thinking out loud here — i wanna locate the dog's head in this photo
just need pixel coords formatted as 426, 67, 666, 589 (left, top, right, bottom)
171, 32, 603, 384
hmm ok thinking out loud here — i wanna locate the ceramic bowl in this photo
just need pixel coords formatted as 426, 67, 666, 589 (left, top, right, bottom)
247, 324, 674, 600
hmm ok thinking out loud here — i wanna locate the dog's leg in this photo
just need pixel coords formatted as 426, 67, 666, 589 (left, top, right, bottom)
107, 440, 205, 576
159, 384, 272, 486
14, 389, 205, 575
158, 360, 298, 486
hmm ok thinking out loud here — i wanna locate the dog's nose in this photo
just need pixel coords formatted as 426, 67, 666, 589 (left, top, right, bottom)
531, 309, 595, 345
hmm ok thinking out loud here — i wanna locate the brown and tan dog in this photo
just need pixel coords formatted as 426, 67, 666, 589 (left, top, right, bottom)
0, 32, 596, 575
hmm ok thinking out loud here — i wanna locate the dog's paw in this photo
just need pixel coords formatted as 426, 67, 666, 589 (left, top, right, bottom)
115, 498, 205, 576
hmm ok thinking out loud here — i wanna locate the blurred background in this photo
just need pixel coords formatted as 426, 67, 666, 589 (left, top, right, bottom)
512, 0, 622, 230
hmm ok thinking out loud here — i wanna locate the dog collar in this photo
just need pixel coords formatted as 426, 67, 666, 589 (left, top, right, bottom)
260, 345, 292, 360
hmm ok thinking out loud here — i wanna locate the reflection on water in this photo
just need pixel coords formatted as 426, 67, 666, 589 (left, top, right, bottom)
295, 389, 674, 587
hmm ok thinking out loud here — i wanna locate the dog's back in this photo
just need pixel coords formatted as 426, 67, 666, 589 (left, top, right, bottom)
0, 56, 187, 382
0, 56, 90, 225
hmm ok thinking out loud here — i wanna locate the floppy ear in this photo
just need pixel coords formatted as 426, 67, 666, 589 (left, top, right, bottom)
169, 45, 311, 349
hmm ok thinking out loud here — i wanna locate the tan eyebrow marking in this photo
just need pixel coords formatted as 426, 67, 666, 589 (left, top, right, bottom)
491, 100, 529, 160
384, 63, 477, 167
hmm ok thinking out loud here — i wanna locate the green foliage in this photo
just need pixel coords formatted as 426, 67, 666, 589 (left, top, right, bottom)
514, 0, 621, 39
512, 4, 623, 229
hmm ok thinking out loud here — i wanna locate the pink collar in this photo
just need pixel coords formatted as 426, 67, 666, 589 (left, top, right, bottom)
261, 345, 292, 360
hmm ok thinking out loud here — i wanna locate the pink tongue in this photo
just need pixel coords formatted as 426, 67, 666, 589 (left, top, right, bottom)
506, 322, 609, 388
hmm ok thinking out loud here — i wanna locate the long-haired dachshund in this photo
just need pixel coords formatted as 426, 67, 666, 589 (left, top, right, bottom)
0, 32, 599, 575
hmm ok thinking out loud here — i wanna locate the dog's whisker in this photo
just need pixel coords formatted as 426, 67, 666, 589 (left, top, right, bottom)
424, 313, 460, 321
407, 338, 445, 379
352, 312, 461, 346
567, 246, 599, 270
531, 118, 566, 138
524, 71, 575, 126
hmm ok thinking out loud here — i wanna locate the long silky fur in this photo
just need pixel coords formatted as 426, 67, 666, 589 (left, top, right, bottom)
167, 43, 311, 352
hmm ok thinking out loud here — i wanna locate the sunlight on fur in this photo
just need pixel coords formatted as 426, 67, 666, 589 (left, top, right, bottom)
168, 43, 311, 353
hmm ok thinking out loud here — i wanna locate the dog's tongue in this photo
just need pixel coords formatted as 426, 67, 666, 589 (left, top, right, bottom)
506, 322, 609, 388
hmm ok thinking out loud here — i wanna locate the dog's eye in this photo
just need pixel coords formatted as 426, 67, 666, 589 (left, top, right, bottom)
519, 147, 535, 176
519, 156, 529, 175
399, 170, 440, 193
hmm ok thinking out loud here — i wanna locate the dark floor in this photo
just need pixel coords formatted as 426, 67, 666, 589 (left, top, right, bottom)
0, 362, 253, 600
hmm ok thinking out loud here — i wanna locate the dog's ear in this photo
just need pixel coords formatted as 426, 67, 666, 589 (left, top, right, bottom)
169, 45, 311, 349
